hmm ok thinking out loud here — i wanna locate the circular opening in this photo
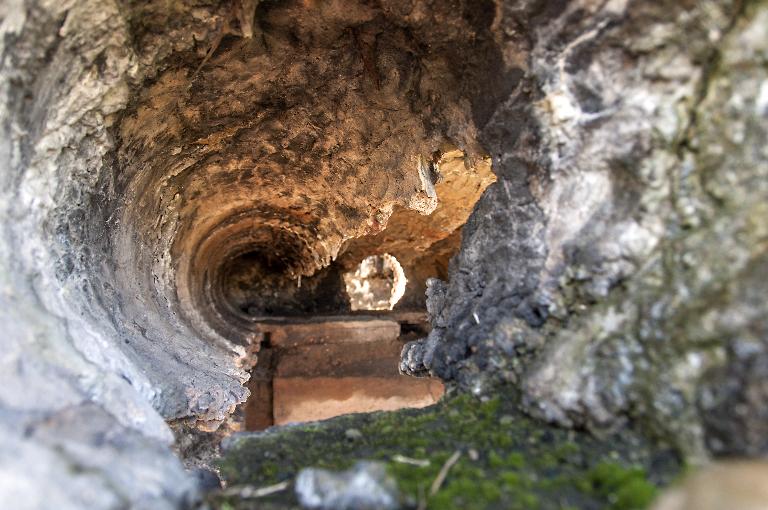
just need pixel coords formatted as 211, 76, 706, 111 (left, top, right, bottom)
343, 254, 407, 311
217, 250, 294, 317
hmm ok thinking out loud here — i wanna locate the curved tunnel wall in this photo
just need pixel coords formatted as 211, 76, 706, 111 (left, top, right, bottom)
0, 0, 514, 437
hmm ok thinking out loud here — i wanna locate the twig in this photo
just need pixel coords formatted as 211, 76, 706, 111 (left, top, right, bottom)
392, 454, 430, 467
429, 450, 462, 496
195, 18, 229, 76
221, 480, 290, 499
417, 483, 427, 510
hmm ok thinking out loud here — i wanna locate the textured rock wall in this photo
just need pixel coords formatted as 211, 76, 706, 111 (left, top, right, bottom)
0, 1, 197, 507
403, 0, 768, 461
0, 0, 515, 507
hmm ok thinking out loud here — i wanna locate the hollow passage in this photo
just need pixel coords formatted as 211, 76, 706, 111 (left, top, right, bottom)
233, 251, 435, 430
0, 3, 531, 504
32, 0, 504, 432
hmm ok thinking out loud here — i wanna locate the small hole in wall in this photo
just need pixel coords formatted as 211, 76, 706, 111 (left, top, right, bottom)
343, 253, 407, 311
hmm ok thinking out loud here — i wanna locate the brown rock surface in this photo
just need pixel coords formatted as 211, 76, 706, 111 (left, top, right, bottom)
273, 376, 444, 425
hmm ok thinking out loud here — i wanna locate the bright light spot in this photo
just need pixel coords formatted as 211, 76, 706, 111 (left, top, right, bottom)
343, 254, 407, 310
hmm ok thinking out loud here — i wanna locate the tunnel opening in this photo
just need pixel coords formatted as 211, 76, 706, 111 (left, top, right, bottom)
215, 249, 349, 320
214, 247, 448, 431
209, 240, 454, 429
343, 253, 407, 311
0, 0, 557, 503
94, 0, 501, 443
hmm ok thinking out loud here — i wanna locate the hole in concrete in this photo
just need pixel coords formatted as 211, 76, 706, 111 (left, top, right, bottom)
343, 254, 407, 311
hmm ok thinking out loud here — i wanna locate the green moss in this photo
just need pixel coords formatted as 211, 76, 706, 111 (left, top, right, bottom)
555, 441, 580, 461
499, 471, 522, 485
614, 478, 657, 509
210, 386, 680, 509
506, 452, 525, 469
518, 492, 540, 508
535, 451, 559, 469
488, 451, 504, 468
584, 462, 658, 509
430, 479, 494, 510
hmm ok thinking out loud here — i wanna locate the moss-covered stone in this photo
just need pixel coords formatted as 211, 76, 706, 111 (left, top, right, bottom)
210, 388, 681, 509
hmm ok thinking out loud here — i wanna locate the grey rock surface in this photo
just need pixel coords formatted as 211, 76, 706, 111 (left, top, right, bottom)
295, 461, 400, 510
402, 0, 768, 460
0, 0, 235, 507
